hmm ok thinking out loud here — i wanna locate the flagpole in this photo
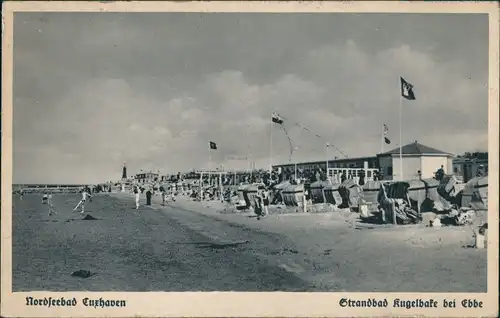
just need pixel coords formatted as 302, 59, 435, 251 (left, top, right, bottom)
269, 115, 273, 175
208, 147, 212, 187
325, 143, 329, 183
199, 170, 204, 200
294, 163, 297, 181
399, 94, 403, 181
246, 124, 250, 175
219, 166, 223, 201
381, 125, 384, 154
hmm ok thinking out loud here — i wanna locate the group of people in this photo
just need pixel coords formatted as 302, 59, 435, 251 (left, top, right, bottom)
132, 185, 179, 209
37, 186, 93, 216
433, 163, 486, 182
41, 192, 56, 216
252, 184, 312, 219
476, 164, 486, 177
159, 185, 177, 206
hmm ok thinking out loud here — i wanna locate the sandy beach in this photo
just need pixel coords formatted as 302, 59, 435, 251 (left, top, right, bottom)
12, 192, 487, 292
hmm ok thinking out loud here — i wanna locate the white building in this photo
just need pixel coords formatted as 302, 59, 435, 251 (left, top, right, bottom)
377, 141, 454, 181
135, 171, 160, 184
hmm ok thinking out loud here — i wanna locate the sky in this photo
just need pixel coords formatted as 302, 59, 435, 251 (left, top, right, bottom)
12, 12, 489, 184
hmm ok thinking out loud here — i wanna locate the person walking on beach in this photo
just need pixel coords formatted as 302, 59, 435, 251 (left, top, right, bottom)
159, 186, 166, 205
146, 188, 152, 206
134, 186, 140, 209
73, 188, 92, 214
255, 188, 264, 220
170, 186, 176, 202
47, 192, 56, 216
261, 187, 270, 218
83, 186, 93, 202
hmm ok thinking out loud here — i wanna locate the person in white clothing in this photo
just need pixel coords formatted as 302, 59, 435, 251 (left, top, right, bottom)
47, 193, 56, 216
303, 187, 311, 213
134, 186, 140, 209
262, 187, 270, 218
73, 189, 92, 214
159, 186, 166, 206
168, 186, 176, 202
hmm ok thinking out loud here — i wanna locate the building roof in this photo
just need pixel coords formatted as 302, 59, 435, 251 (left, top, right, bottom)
453, 157, 488, 164
379, 141, 453, 156
274, 156, 378, 167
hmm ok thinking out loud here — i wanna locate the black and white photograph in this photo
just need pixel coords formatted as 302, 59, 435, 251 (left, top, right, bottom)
2, 1, 498, 317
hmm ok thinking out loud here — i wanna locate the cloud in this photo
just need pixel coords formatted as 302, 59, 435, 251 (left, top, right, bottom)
12, 13, 488, 183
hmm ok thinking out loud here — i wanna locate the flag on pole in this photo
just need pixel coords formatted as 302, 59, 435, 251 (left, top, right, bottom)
382, 124, 391, 144
271, 112, 284, 124
400, 77, 416, 100
209, 141, 217, 150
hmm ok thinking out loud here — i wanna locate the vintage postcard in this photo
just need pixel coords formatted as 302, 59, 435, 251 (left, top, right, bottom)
1, 1, 498, 317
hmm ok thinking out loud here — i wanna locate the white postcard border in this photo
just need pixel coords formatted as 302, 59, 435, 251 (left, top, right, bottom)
1, 1, 498, 317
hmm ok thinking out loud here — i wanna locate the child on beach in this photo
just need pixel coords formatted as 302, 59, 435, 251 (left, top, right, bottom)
261, 187, 270, 218
255, 187, 269, 220
73, 188, 92, 214
170, 187, 176, 202
134, 186, 140, 209
47, 193, 56, 216
85, 186, 93, 202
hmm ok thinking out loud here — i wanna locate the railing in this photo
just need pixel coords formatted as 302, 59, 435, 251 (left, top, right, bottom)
17, 184, 90, 190
327, 168, 379, 184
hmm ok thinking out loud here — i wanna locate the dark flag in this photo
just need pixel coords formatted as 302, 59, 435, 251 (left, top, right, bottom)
401, 77, 416, 100
383, 124, 389, 135
384, 137, 391, 144
209, 141, 217, 150
271, 112, 284, 124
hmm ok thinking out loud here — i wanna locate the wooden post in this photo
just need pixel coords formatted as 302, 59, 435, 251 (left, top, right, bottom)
303, 189, 307, 213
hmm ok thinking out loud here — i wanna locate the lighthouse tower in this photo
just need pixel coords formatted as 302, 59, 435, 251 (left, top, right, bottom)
121, 162, 127, 192
122, 162, 127, 180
